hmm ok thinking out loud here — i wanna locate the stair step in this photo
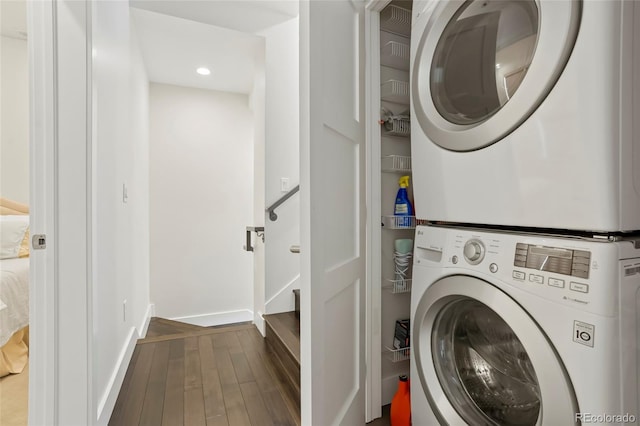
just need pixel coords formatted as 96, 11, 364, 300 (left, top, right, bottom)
263, 311, 300, 403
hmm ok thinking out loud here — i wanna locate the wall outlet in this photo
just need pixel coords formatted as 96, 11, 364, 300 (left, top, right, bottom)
123, 299, 127, 322
280, 177, 290, 192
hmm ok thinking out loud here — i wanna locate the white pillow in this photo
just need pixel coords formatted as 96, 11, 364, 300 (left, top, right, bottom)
1, 215, 29, 259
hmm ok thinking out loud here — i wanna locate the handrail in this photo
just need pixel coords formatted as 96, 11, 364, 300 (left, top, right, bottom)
266, 185, 299, 221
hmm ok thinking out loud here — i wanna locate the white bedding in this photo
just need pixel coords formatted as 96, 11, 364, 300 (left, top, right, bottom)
0, 257, 29, 347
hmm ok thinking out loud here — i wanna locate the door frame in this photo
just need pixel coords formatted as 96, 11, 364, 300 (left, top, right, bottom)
364, 0, 392, 421
28, 1, 93, 424
28, 1, 57, 424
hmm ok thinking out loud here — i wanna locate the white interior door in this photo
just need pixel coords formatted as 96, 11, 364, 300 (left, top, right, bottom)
300, 0, 366, 424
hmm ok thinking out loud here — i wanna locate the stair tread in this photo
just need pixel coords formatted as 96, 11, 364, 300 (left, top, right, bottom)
263, 312, 300, 366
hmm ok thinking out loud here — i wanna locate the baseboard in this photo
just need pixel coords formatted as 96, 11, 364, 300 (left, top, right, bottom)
254, 311, 265, 336
265, 275, 300, 314
138, 303, 155, 338
170, 309, 253, 327
95, 327, 138, 426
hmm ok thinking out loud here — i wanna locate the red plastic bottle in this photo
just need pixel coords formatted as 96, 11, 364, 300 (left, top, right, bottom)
390, 375, 411, 426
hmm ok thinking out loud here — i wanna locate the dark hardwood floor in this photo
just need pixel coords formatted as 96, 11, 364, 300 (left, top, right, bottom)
109, 318, 300, 426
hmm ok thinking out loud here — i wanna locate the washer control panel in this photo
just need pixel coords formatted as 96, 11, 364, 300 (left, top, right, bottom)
463, 239, 485, 264
413, 226, 623, 317
514, 243, 591, 279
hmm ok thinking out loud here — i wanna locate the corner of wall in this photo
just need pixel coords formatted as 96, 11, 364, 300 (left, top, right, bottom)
254, 311, 265, 336
138, 303, 155, 339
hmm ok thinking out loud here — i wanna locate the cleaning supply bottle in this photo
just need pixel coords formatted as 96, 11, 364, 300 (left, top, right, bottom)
394, 176, 414, 228
390, 375, 411, 426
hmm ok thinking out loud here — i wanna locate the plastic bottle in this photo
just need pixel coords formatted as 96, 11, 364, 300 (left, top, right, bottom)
390, 375, 411, 426
394, 176, 414, 228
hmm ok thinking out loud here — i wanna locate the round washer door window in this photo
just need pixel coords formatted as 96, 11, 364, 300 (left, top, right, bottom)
412, 276, 579, 425
412, 0, 581, 151
433, 298, 541, 425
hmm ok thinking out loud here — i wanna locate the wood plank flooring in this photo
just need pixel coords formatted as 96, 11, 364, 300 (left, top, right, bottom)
109, 319, 300, 426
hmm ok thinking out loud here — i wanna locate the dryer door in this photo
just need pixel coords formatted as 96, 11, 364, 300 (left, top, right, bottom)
412, 0, 581, 151
413, 275, 579, 425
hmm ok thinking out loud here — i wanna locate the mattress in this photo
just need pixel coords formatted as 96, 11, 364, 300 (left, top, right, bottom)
0, 257, 29, 347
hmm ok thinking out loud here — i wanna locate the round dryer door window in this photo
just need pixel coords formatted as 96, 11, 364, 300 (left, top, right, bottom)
412, 0, 581, 151
413, 276, 579, 425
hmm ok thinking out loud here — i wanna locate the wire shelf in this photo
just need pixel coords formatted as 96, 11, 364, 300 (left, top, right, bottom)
381, 155, 411, 173
381, 41, 410, 71
382, 116, 410, 137
382, 215, 416, 229
381, 80, 410, 104
384, 278, 412, 294
380, 107, 410, 137
380, 5, 411, 37
385, 346, 411, 362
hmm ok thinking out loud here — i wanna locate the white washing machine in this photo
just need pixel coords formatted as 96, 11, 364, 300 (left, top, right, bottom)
411, 225, 640, 425
410, 0, 640, 232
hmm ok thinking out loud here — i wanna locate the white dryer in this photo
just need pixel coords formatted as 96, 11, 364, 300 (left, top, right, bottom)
411, 225, 640, 425
410, 0, 640, 232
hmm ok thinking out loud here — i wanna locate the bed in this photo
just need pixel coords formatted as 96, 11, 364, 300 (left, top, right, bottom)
0, 198, 30, 377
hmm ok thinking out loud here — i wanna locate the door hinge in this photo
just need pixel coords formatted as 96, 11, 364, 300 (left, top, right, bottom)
32, 234, 46, 250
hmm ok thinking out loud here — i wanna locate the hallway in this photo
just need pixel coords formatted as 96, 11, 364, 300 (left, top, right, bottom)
109, 319, 300, 426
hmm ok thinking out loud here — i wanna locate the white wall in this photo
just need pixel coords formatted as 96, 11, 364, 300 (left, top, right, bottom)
91, 3, 151, 424
260, 17, 300, 314
149, 83, 254, 326
0, 35, 29, 204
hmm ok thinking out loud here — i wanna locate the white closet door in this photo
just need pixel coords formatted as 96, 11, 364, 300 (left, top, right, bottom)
300, 0, 366, 424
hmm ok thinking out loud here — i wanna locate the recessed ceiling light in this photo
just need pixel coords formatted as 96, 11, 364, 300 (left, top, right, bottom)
196, 67, 211, 76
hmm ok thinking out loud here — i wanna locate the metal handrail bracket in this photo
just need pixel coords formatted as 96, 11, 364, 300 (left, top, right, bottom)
244, 226, 265, 252
266, 185, 299, 221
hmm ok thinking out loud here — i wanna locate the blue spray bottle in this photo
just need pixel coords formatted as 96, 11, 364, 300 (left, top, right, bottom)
394, 175, 413, 228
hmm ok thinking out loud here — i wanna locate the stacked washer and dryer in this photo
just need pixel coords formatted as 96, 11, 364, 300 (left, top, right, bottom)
409, 0, 640, 424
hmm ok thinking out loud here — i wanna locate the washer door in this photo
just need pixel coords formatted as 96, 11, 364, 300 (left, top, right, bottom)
412, 0, 581, 151
413, 275, 579, 425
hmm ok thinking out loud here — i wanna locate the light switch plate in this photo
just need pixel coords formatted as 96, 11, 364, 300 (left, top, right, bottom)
280, 177, 290, 192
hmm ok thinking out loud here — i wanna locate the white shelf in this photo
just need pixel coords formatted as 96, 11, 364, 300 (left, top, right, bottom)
381, 41, 410, 71
384, 279, 412, 294
384, 346, 411, 363
382, 215, 416, 229
381, 80, 410, 104
380, 5, 411, 37
381, 155, 411, 173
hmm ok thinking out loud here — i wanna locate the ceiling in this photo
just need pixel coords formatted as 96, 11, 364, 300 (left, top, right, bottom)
0, 0, 296, 94
131, 1, 298, 94
131, 7, 267, 94
130, 0, 298, 34
1, 0, 27, 39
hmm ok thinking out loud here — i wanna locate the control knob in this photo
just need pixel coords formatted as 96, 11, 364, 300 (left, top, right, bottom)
463, 239, 485, 265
